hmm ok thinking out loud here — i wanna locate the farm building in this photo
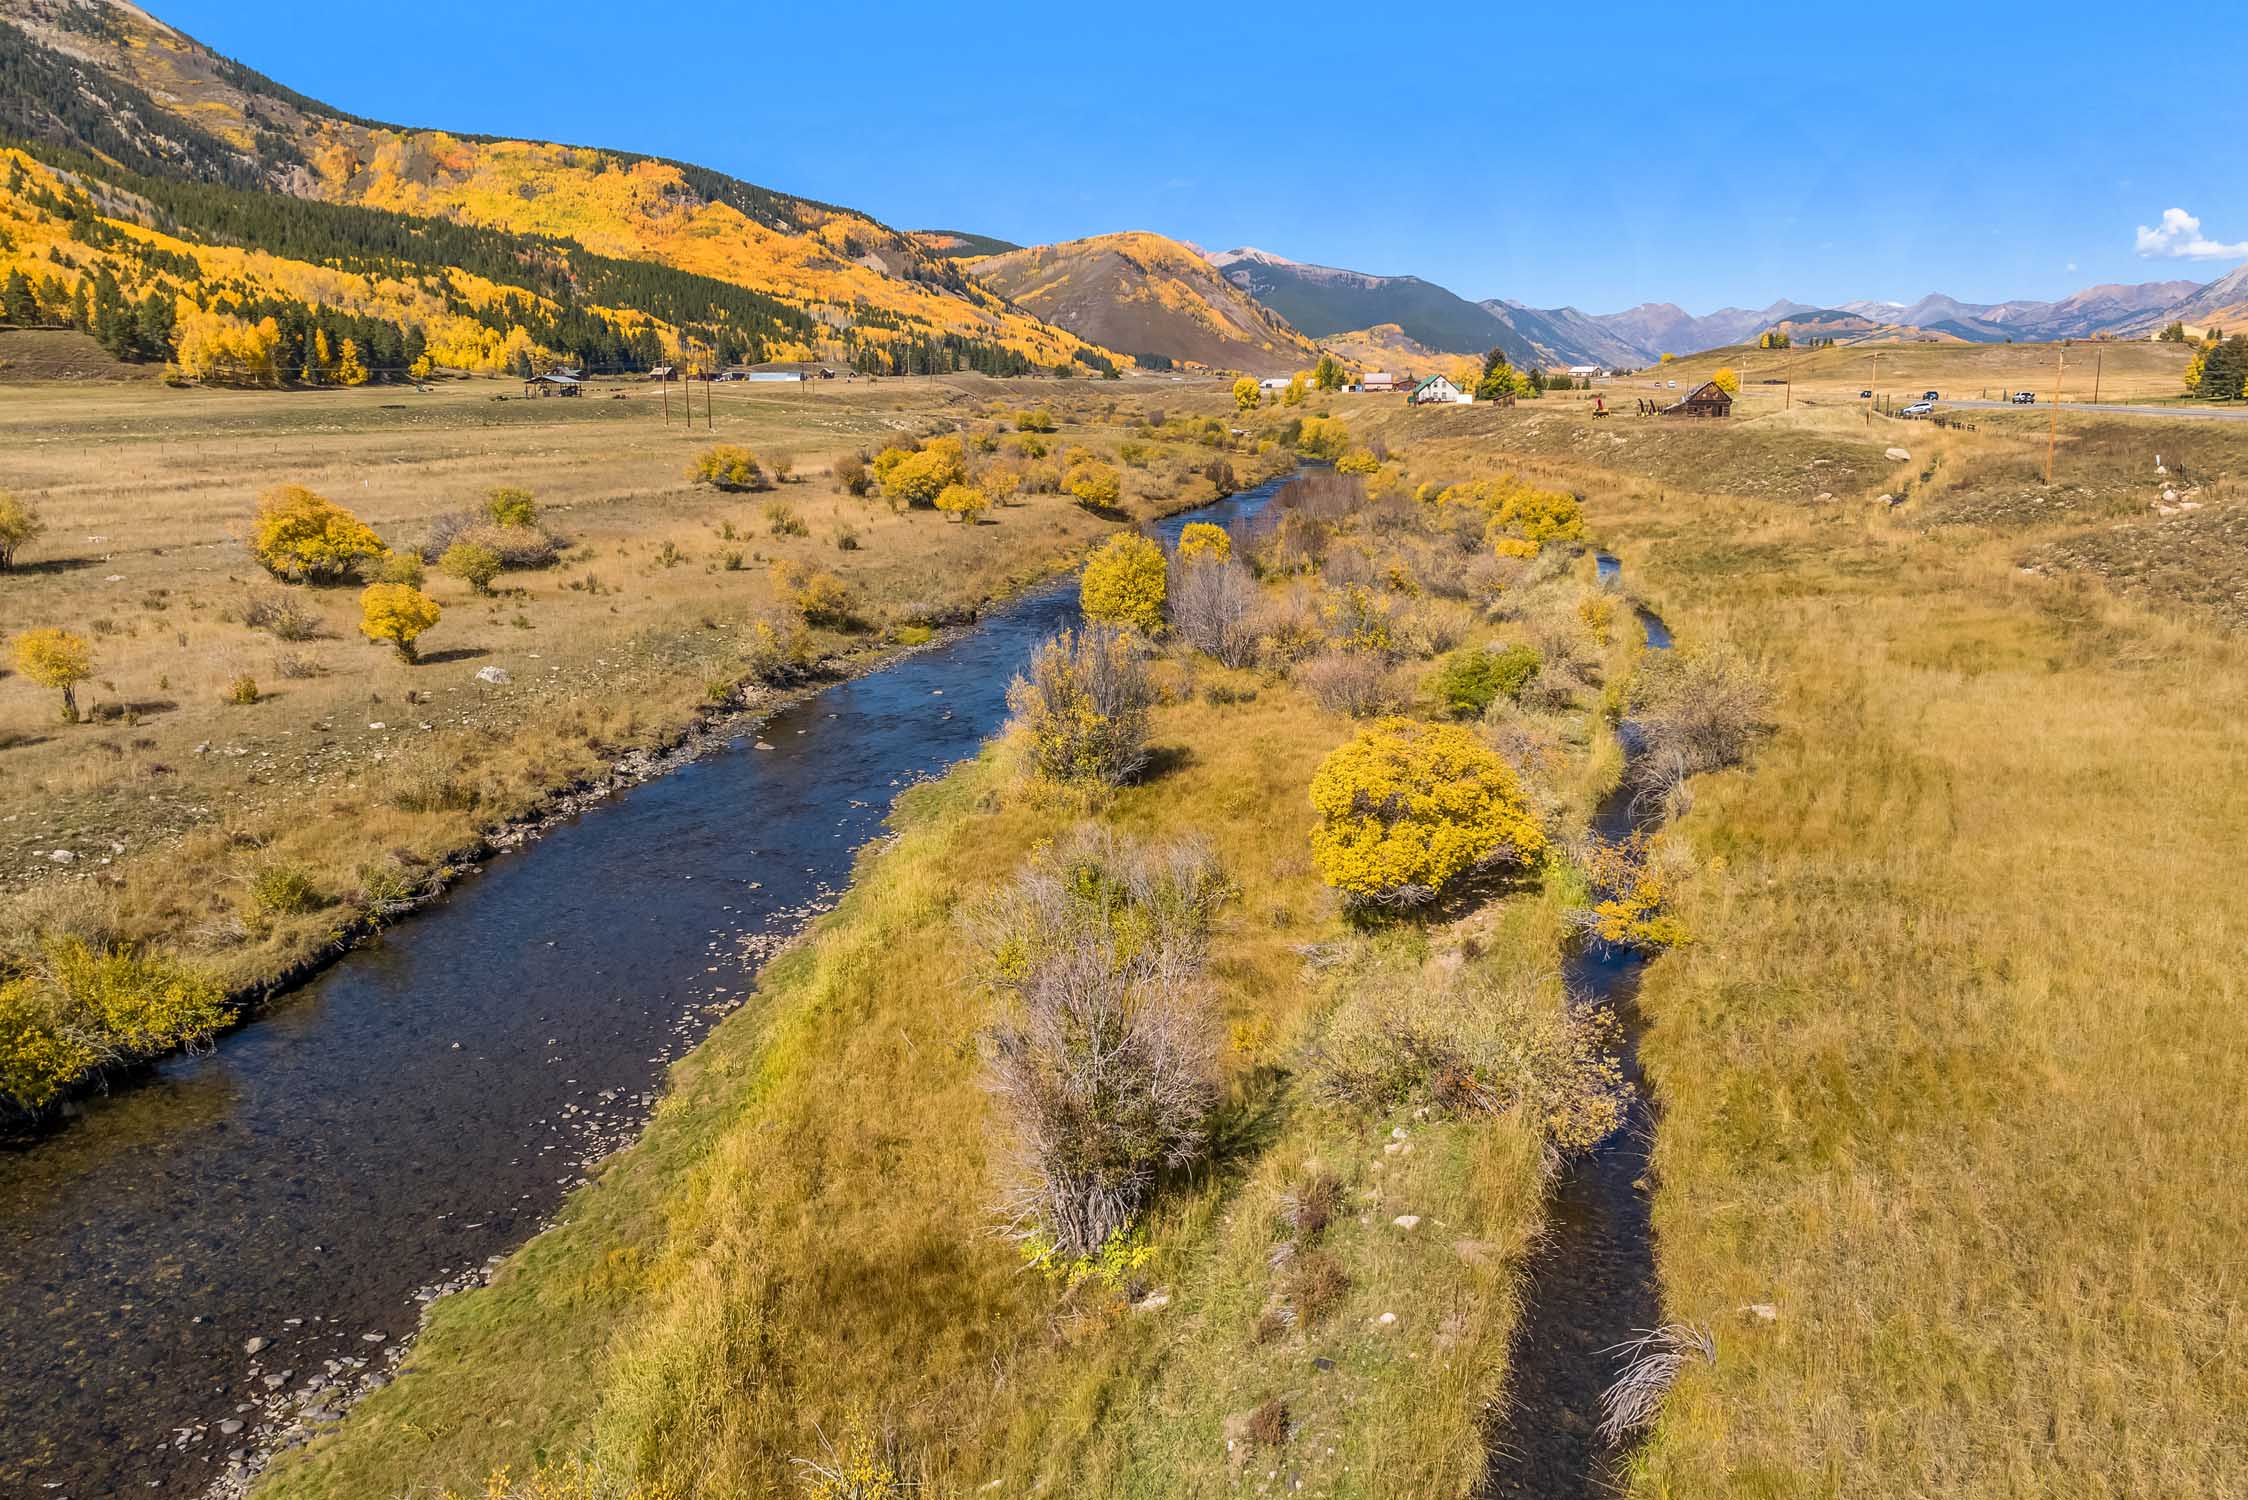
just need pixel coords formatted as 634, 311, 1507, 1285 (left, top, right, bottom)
525, 372, 583, 397
1409, 373, 1470, 405
1259, 376, 1292, 390
1361, 371, 1410, 392
1663, 379, 1733, 418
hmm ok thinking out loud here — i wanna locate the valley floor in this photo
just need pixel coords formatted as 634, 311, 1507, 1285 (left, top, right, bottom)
12, 371, 2246, 1496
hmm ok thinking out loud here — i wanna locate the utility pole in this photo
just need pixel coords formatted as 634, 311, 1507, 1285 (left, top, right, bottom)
1866, 351, 1878, 426
2091, 347, 2103, 406
2046, 348, 2064, 485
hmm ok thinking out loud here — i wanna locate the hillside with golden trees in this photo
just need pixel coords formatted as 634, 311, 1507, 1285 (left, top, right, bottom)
0, 0, 1116, 376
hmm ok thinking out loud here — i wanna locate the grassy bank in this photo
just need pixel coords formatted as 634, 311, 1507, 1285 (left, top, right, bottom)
1609, 497, 2248, 1496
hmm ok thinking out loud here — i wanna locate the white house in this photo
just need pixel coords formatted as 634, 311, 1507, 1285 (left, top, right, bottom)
1409, 374, 1471, 405
1568, 364, 1603, 378
1258, 376, 1292, 390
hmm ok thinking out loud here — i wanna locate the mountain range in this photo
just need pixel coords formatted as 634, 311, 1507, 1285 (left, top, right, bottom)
0, 0, 2242, 388
1204, 247, 2240, 369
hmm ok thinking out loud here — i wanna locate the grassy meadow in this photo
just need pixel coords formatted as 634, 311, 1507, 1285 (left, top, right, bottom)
1345, 391, 2248, 1495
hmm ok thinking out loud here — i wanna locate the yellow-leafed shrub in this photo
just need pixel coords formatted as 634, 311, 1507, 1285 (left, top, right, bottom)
360, 582, 442, 661
1175, 521, 1231, 564
689, 445, 765, 491
249, 484, 385, 583
1080, 533, 1167, 632
934, 482, 989, 523
1308, 717, 1546, 907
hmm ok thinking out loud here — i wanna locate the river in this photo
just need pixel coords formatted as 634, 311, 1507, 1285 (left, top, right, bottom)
0, 476, 1285, 1499
1484, 564, 1675, 1499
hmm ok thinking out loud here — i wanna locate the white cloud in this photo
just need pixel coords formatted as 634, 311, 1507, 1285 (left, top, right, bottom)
2135, 207, 2248, 260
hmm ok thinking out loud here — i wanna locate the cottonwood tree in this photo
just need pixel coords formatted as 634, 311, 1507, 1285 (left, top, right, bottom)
11, 629, 94, 721
0, 492, 45, 570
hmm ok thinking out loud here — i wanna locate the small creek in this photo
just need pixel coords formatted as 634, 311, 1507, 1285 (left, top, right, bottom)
0, 478, 1285, 1500
1484, 554, 1673, 1499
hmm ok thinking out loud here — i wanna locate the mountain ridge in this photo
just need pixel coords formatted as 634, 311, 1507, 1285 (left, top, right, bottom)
0, 0, 1116, 375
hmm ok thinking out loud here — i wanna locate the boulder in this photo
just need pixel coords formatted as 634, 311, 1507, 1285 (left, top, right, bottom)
1884, 447, 1911, 462
474, 665, 512, 685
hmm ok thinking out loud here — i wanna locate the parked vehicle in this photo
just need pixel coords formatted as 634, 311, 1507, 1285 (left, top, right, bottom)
1922, 389, 1941, 401
1901, 400, 1935, 417
2012, 390, 2037, 404
1860, 388, 1873, 398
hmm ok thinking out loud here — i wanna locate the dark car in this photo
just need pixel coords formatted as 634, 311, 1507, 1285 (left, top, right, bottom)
1859, 388, 1873, 398
1922, 389, 1941, 400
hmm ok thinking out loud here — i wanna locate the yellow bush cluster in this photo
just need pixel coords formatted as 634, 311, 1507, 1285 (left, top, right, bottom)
1175, 521, 1231, 564
689, 444, 765, 491
1308, 718, 1547, 905
249, 484, 386, 583
934, 482, 989, 523
873, 435, 967, 506
1080, 533, 1167, 632
360, 582, 442, 661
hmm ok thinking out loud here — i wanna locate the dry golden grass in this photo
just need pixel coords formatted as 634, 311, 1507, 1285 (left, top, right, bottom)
1326, 397, 2248, 1495
0, 371, 1274, 1001
1608, 498, 2248, 1496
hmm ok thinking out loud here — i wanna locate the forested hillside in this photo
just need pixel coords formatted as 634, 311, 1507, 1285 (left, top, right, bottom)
0, 0, 1117, 379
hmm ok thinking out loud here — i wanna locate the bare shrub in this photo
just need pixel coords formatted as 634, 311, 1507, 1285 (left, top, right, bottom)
1600, 1324, 1716, 1443
1297, 651, 1404, 718
1253, 583, 1326, 669
1398, 600, 1470, 658
1167, 558, 1260, 668
1321, 543, 1378, 592
1282, 1249, 1349, 1327
1245, 1397, 1292, 1448
971, 829, 1227, 1257
421, 514, 560, 569
1277, 1169, 1343, 1241
1313, 965, 1628, 1153
242, 594, 319, 641
1625, 641, 1773, 782
1007, 626, 1155, 787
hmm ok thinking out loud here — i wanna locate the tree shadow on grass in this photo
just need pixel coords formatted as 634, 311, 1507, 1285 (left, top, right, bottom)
415, 647, 491, 666
9, 557, 97, 577
1135, 744, 1198, 784
0, 731, 56, 753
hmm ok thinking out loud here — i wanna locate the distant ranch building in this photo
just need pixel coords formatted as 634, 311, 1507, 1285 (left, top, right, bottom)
526, 371, 583, 397
1360, 371, 1410, 392
1409, 373, 1470, 405
1662, 379, 1733, 418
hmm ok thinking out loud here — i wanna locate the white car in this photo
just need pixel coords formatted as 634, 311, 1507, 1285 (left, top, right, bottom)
1900, 400, 1935, 418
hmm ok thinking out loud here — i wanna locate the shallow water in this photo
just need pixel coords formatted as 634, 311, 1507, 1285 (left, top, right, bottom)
1484, 580, 1671, 1499
0, 479, 1283, 1499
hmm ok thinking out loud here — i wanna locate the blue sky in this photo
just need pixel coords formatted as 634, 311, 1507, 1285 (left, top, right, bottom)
158, 0, 2248, 314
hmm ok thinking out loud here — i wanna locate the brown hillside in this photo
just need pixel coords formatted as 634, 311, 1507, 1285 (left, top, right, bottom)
971, 232, 1320, 374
